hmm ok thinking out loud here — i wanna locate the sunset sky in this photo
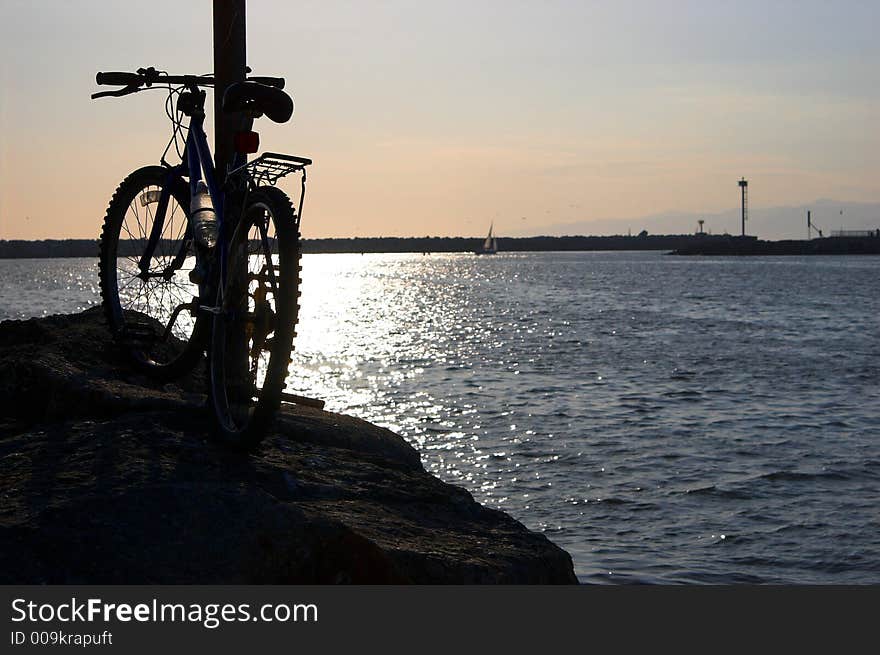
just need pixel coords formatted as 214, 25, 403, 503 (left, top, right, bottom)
1, 0, 878, 240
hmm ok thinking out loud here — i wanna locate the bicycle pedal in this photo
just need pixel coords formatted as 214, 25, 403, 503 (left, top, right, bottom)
122, 323, 159, 343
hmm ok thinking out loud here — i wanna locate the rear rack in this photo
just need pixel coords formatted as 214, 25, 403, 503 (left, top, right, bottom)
229, 151, 312, 226
230, 151, 312, 186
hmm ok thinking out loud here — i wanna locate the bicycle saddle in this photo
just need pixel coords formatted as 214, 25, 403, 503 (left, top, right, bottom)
222, 81, 293, 123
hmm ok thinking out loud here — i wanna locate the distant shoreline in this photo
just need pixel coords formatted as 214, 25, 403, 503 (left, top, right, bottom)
1, 234, 879, 258
670, 234, 880, 256
0, 234, 830, 258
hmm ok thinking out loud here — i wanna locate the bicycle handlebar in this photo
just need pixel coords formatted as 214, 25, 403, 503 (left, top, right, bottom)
91, 67, 285, 100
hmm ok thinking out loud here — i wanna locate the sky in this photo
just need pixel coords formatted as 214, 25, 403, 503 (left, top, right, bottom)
1, 0, 878, 240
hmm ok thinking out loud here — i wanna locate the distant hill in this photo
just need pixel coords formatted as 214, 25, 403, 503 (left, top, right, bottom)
511, 199, 880, 241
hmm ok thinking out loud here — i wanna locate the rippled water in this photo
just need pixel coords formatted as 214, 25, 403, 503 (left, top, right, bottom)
2, 252, 879, 584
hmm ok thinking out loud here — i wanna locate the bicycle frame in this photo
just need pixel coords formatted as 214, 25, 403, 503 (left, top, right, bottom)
136, 88, 240, 292
126, 79, 310, 336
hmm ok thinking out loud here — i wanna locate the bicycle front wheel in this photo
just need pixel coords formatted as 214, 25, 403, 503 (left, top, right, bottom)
208, 186, 301, 448
99, 166, 208, 379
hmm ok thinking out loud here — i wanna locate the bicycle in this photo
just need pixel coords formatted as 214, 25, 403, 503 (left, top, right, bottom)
92, 66, 311, 448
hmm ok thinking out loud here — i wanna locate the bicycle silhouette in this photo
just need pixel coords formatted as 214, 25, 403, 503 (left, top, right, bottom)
93, 66, 311, 448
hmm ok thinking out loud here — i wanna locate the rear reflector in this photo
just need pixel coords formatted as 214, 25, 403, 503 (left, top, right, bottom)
234, 130, 260, 154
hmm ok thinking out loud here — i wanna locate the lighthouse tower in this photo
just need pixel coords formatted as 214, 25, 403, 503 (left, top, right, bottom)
738, 178, 748, 236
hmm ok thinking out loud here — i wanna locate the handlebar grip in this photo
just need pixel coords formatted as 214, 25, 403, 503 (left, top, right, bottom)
96, 71, 142, 86
248, 76, 285, 89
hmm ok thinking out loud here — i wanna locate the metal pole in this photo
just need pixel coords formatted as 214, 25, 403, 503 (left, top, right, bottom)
213, 0, 249, 394
213, 0, 247, 184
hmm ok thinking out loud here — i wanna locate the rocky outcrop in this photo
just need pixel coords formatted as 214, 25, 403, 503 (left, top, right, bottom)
0, 309, 577, 584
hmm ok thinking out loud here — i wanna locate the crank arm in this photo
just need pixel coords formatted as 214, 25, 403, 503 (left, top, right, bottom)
161, 299, 200, 341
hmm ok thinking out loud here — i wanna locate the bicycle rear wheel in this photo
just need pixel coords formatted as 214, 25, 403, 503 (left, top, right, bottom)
208, 186, 301, 448
99, 166, 208, 378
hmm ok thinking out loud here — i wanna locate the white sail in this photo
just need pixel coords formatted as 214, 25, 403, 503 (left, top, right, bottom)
476, 222, 498, 254
483, 224, 494, 251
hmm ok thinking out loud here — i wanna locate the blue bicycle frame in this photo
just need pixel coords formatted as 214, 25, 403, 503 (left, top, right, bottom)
136, 93, 241, 293
129, 80, 310, 325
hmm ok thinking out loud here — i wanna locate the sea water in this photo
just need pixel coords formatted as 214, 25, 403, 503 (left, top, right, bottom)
2, 251, 878, 583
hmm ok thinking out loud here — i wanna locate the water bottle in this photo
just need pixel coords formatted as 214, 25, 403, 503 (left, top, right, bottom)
190, 180, 217, 250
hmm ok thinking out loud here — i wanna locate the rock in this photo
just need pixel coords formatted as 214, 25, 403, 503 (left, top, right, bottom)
0, 309, 577, 584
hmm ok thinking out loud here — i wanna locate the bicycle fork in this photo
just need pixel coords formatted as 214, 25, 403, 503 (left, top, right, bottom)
133, 164, 200, 341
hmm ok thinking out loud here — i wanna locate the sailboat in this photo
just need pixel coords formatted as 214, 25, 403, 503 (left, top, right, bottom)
475, 222, 498, 255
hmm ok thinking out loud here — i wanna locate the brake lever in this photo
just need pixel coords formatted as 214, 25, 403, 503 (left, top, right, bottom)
90, 85, 140, 100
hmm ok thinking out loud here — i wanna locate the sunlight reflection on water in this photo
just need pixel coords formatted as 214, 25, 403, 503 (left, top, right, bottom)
286, 252, 880, 584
